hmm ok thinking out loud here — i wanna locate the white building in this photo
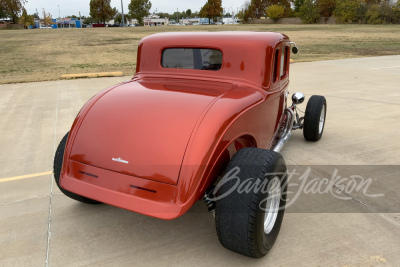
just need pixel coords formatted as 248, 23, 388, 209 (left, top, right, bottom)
179, 18, 210, 25
108, 18, 139, 25
223, 17, 240, 24
143, 14, 169, 26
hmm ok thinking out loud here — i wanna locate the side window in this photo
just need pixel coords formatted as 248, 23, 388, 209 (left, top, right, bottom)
273, 49, 279, 83
280, 46, 288, 78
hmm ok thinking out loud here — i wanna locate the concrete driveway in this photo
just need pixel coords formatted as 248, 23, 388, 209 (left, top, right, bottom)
0, 56, 399, 266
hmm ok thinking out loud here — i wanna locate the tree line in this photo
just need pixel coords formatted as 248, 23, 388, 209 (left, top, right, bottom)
0, 0, 153, 26
242, 0, 400, 24
87, 0, 224, 25
0, 0, 56, 27
1, 0, 227, 27
84, 0, 153, 25
6, 0, 397, 26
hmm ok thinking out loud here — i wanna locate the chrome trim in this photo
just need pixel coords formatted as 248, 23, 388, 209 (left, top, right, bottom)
292, 92, 305, 105
319, 105, 325, 134
273, 107, 295, 152
264, 177, 281, 234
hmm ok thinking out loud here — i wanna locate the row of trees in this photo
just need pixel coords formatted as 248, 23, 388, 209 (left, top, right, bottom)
88, 0, 194, 24
156, 9, 200, 21
156, 0, 225, 25
0, 0, 153, 26
1, 0, 225, 27
88, 0, 152, 25
243, 0, 400, 24
88, 0, 225, 25
3, 0, 400, 27
333, 0, 400, 24
0, 0, 54, 27
88, 0, 226, 25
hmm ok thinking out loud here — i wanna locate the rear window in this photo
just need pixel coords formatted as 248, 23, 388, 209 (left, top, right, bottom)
161, 48, 222, 71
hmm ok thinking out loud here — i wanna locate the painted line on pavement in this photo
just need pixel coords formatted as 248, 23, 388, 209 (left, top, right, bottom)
370, 66, 400, 70
0, 171, 53, 183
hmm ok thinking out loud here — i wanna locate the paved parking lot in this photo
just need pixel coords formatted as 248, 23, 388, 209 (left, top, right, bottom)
0, 56, 399, 266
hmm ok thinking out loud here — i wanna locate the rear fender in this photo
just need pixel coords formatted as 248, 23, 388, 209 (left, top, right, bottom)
198, 134, 258, 196
175, 85, 284, 213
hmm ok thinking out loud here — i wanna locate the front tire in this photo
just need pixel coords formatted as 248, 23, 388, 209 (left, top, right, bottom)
215, 147, 287, 258
53, 132, 101, 204
303, 95, 327, 141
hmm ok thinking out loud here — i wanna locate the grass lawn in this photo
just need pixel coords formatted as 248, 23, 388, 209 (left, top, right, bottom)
1, 24, 400, 84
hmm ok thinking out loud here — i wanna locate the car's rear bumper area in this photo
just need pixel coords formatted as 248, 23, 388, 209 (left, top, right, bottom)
60, 160, 183, 220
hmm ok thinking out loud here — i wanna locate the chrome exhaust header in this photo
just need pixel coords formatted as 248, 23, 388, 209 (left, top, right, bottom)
272, 107, 295, 153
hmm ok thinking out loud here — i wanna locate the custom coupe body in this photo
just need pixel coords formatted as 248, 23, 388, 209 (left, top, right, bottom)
54, 32, 327, 258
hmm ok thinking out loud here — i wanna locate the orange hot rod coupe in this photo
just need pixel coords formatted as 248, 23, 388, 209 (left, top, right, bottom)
54, 32, 327, 258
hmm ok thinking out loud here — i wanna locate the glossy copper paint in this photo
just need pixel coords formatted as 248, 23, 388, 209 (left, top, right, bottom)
60, 32, 291, 220
70, 79, 233, 185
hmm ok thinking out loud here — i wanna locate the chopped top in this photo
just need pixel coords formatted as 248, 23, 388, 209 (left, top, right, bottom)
135, 31, 290, 88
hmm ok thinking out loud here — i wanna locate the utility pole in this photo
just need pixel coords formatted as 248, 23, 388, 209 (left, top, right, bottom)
121, 0, 125, 27
57, 6, 61, 28
34, 8, 39, 28
176, 8, 178, 23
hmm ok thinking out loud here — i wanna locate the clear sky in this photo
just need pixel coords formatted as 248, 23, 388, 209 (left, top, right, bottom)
25, 0, 246, 18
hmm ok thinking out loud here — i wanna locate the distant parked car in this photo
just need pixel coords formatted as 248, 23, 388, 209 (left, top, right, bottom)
39, 25, 51, 29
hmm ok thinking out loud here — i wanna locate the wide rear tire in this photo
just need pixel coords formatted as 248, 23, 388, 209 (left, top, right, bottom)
215, 147, 287, 258
53, 132, 101, 204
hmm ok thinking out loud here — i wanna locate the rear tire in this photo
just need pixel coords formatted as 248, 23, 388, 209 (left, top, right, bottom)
303, 95, 327, 141
53, 132, 101, 204
215, 147, 287, 258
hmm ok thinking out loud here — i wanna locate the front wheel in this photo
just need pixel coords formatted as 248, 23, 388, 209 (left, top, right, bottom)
215, 147, 287, 258
303, 95, 327, 141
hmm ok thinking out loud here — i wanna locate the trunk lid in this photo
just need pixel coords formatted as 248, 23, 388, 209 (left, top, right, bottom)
70, 79, 232, 185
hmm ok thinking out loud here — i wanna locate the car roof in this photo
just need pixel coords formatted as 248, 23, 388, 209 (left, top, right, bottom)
136, 31, 290, 88
141, 31, 288, 47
